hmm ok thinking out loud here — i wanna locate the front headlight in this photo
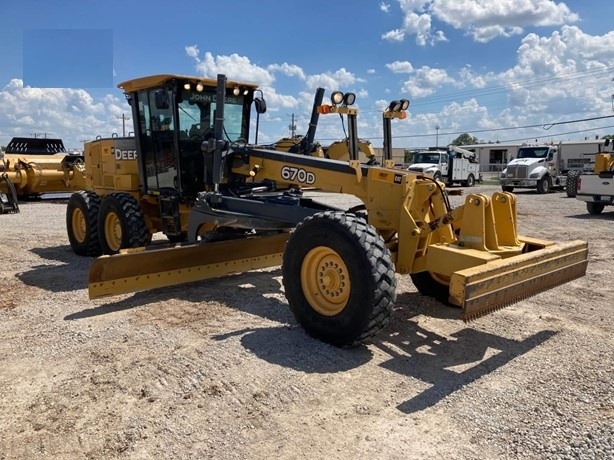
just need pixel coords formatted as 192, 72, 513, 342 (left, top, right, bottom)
529, 172, 540, 178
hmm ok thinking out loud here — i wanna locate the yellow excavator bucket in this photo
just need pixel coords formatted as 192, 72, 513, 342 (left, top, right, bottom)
88, 233, 289, 299
451, 238, 588, 320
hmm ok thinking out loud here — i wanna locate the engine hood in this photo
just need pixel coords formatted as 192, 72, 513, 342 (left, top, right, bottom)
406, 163, 439, 172
508, 158, 545, 167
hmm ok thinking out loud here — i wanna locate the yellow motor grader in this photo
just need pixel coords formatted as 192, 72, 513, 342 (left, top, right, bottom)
0, 137, 86, 213
67, 73, 588, 347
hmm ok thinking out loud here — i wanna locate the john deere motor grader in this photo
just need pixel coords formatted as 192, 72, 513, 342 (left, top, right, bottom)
67, 73, 588, 347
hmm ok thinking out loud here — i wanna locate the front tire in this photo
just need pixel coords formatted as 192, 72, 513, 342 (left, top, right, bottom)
587, 202, 605, 215
66, 191, 102, 256
502, 186, 514, 192
98, 193, 148, 254
282, 211, 396, 347
536, 176, 551, 194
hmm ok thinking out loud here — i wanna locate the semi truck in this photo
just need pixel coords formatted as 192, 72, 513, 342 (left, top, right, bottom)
499, 141, 602, 195
406, 145, 481, 186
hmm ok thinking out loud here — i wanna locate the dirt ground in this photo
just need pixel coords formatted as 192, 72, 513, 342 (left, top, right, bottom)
0, 184, 612, 459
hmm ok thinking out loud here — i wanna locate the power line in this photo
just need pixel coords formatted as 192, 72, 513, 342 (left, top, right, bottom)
313, 114, 614, 141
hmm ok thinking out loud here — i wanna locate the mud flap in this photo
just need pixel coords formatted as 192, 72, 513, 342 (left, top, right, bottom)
88, 232, 289, 299
448, 239, 589, 320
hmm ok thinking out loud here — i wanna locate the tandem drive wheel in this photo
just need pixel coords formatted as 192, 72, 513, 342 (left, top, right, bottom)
66, 190, 102, 257
282, 211, 396, 347
98, 192, 148, 255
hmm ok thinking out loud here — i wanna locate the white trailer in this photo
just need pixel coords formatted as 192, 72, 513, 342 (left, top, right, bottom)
406, 145, 481, 186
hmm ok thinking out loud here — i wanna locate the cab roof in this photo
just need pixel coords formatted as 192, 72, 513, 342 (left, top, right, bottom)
117, 74, 259, 93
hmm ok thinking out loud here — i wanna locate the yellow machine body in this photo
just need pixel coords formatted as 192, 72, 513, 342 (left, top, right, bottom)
89, 148, 588, 319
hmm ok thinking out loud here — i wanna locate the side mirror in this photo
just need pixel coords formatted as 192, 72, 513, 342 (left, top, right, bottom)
155, 90, 170, 110
254, 97, 267, 114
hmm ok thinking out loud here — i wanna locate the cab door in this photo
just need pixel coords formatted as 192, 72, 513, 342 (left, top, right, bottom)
134, 88, 179, 193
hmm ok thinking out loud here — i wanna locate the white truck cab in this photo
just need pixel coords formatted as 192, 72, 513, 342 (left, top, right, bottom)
500, 144, 559, 193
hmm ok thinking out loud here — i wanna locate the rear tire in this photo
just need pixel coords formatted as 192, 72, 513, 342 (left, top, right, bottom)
587, 202, 605, 215
282, 211, 396, 347
66, 191, 102, 256
502, 186, 514, 192
98, 193, 148, 255
566, 170, 580, 197
464, 174, 475, 187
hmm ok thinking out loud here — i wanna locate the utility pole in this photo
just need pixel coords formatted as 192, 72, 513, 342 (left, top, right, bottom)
117, 113, 131, 137
289, 113, 297, 137
435, 124, 440, 148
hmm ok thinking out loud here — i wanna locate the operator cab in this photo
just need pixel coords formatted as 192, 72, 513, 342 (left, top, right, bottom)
119, 75, 259, 201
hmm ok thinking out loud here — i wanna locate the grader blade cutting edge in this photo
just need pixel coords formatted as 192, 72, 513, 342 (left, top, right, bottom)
449, 239, 589, 321
88, 232, 289, 299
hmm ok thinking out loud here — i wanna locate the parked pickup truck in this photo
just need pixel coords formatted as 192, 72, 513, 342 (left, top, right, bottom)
575, 149, 614, 215
576, 171, 614, 215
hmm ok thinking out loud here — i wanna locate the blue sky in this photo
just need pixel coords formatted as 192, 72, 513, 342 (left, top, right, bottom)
1, 0, 613, 150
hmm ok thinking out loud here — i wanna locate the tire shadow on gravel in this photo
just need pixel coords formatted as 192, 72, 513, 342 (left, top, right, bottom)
373, 292, 557, 413
566, 212, 614, 221
235, 326, 374, 373
16, 246, 91, 292
64, 268, 293, 325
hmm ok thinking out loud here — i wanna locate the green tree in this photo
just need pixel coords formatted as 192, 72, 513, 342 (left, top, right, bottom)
404, 149, 414, 163
451, 133, 478, 146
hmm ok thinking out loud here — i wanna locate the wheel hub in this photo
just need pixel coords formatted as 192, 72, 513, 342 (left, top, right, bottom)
104, 213, 123, 252
72, 209, 86, 243
301, 246, 350, 316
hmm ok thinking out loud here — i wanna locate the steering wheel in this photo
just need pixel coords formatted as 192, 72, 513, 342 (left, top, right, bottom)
189, 123, 214, 140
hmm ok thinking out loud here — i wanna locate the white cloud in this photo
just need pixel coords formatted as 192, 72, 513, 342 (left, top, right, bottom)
185, 45, 200, 60
305, 68, 360, 92
267, 63, 306, 80
401, 66, 455, 98
185, 49, 275, 87
402, 24, 614, 145
494, 25, 614, 116
386, 61, 414, 73
384, 0, 580, 44
381, 29, 405, 42
380, 2, 390, 13
0, 79, 129, 148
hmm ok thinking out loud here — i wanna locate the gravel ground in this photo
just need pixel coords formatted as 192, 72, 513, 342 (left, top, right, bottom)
0, 184, 612, 459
